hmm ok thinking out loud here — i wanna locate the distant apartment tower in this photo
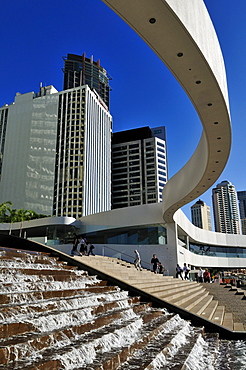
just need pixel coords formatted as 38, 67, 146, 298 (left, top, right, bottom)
237, 191, 246, 235
212, 180, 241, 234
191, 199, 212, 231
63, 53, 111, 108
0, 84, 112, 218
111, 126, 167, 209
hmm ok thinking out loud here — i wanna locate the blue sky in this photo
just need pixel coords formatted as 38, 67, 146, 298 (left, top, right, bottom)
1, 0, 246, 227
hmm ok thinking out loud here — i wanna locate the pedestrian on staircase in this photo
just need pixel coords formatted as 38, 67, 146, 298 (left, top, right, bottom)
151, 254, 159, 274
183, 263, 190, 280
158, 262, 165, 275
197, 267, 204, 283
78, 236, 86, 256
134, 250, 142, 271
71, 233, 79, 256
88, 243, 95, 256
176, 264, 183, 280
203, 268, 211, 283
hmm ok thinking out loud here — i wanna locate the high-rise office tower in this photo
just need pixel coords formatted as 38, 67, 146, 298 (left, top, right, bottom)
53, 85, 112, 218
111, 126, 167, 209
191, 199, 212, 230
237, 190, 246, 235
63, 53, 111, 108
0, 84, 112, 218
212, 180, 241, 234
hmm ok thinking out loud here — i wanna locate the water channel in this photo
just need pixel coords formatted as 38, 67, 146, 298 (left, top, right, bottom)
0, 248, 245, 369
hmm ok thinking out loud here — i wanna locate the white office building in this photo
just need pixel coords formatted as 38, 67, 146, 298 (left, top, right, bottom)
0, 84, 112, 218
191, 199, 212, 231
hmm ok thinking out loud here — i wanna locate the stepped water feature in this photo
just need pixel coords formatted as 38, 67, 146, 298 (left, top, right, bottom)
0, 246, 246, 369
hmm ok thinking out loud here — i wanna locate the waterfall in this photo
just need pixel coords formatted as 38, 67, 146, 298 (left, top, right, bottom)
0, 247, 245, 369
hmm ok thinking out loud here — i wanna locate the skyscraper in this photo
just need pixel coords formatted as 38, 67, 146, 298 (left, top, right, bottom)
237, 190, 246, 235
63, 53, 111, 108
191, 199, 212, 231
0, 84, 112, 218
111, 126, 167, 209
53, 85, 112, 218
212, 180, 241, 234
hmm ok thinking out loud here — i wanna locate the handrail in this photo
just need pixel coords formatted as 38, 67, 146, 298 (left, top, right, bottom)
100, 244, 153, 269
96, 244, 169, 275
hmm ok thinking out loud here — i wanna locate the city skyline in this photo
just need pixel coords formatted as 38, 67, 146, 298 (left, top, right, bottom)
1, 0, 246, 224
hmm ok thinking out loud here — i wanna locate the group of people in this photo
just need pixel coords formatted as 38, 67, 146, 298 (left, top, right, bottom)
175, 265, 212, 282
196, 267, 211, 283
151, 254, 165, 274
133, 251, 165, 275
71, 233, 95, 257
175, 263, 190, 280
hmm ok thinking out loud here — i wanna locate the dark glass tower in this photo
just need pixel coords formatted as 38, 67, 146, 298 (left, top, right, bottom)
237, 191, 246, 219
111, 126, 168, 209
63, 53, 111, 108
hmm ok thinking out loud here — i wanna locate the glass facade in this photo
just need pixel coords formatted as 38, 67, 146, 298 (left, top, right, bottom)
63, 53, 111, 108
190, 243, 246, 258
83, 225, 167, 245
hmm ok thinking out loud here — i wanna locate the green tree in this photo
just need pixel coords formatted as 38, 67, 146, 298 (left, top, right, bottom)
0, 201, 12, 223
0, 202, 49, 236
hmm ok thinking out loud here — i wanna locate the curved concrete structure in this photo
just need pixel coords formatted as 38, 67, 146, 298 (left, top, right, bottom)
102, 0, 231, 222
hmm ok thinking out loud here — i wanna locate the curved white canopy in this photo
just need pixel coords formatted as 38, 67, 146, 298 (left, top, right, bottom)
102, 0, 231, 223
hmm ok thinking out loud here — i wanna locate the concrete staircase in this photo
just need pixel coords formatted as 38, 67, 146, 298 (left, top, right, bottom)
73, 255, 246, 336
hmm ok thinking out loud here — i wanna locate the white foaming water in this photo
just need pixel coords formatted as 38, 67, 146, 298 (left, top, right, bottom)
7, 317, 144, 367
2, 250, 246, 369
0, 291, 132, 325
146, 319, 193, 369
29, 306, 94, 333
214, 339, 246, 369
0, 278, 89, 293
57, 318, 144, 369
182, 334, 216, 370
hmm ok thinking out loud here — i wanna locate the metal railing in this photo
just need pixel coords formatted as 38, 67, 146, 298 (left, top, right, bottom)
98, 244, 169, 275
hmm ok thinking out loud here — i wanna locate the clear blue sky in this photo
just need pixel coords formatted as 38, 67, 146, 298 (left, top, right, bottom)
1, 1, 246, 227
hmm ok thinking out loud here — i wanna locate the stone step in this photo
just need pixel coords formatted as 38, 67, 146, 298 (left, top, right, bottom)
0, 253, 67, 267
211, 306, 225, 326
222, 312, 234, 330
188, 295, 215, 316
0, 297, 144, 340
233, 322, 245, 331
167, 287, 208, 307
0, 308, 168, 368
127, 278, 175, 286
180, 292, 213, 313
0, 278, 106, 293
142, 328, 202, 370
0, 285, 119, 306
138, 281, 197, 294
0, 247, 47, 258
154, 284, 203, 301
72, 255, 246, 336
198, 299, 218, 320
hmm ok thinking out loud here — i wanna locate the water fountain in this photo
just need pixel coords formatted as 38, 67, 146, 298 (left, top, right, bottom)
0, 246, 245, 369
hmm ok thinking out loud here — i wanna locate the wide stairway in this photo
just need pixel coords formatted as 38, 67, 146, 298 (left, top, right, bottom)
0, 247, 245, 369
72, 255, 246, 336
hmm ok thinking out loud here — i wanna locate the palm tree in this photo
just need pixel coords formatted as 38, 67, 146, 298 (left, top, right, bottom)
0, 201, 12, 223
14, 209, 32, 237
0, 202, 49, 236
9, 208, 18, 235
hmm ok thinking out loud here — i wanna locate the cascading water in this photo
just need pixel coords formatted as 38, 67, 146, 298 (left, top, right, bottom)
0, 247, 245, 369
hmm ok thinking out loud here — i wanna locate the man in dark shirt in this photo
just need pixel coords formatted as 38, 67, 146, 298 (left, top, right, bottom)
151, 254, 159, 274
